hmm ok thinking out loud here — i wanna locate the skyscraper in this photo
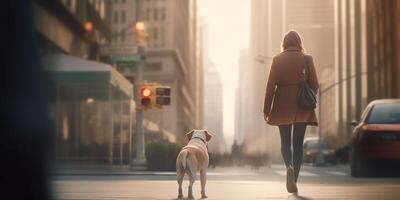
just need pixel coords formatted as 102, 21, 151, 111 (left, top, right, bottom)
201, 20, 225, 153
109, 0, 202, 142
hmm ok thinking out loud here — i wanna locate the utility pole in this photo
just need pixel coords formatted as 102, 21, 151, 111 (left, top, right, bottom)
132, 0, 146, 169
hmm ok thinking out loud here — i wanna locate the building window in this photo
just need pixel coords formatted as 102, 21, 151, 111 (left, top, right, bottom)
113, 33, 118, 43
114, 11, 118, 23
145, 9, 151, 21
121, 10, 126, 23
160, 28, 165, 40
154, 8, 159, 20
153, 28, 158, 40
99, 1, 105, 19
161, 7, 166, 20
121, 32, 125, 42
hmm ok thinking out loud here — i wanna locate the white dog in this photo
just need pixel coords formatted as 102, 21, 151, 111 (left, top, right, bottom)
176, 130, 212, 199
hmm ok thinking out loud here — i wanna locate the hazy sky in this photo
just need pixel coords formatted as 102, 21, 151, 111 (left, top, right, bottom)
198, 0, 250, 135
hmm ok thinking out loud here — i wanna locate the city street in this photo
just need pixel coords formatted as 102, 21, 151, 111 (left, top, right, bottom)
52, 164, 400, 200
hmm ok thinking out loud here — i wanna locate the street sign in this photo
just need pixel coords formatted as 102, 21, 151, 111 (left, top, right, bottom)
156, 87, 171, 96
156, 96, 171, 105
110, 55, 141, 63
155, 86, 171, 106
99, 45, 138, 55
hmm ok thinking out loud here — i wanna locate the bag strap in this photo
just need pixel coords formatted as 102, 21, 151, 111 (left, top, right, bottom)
302, 55, 310, 84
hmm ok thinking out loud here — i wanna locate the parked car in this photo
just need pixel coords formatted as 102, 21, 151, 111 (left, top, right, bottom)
350, 99, 400, 177
303, 137, 336, 165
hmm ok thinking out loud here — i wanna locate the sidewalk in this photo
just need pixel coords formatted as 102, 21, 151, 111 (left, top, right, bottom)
50, 163, 174, 176
53, 169, 177, 176
51, 163, 349, 176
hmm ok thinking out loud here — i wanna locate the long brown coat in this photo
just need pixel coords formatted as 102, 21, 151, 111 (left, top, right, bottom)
263, 47, 319, 126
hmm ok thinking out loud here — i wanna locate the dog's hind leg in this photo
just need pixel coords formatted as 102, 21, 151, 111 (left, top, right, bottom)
176, 170, 184, 199
200, 169, 207, 198
187, 159, 197, 199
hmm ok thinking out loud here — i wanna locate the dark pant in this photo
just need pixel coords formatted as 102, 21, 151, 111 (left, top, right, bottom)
279, 123, 307, 182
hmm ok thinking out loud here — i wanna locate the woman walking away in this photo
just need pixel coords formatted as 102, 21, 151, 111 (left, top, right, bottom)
263, 30, 319, 194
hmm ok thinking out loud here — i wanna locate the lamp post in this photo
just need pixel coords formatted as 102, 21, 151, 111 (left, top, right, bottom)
132, 0, 147, 169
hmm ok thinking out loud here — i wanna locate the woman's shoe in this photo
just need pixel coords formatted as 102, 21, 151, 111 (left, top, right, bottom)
286, 166, 298, 193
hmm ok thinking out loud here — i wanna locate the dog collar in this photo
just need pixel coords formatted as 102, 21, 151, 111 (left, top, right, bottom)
192, 136, 207, 145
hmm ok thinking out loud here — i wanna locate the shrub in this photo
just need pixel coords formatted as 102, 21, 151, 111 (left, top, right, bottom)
145, 141, 182, 171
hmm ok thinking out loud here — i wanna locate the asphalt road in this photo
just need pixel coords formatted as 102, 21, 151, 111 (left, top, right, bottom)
51, 164, 400, 200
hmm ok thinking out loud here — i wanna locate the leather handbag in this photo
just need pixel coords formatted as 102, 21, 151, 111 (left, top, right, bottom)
297, 56, 317, 110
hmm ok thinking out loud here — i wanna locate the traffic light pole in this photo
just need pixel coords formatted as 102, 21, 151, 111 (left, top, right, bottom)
132, 0, 146, 169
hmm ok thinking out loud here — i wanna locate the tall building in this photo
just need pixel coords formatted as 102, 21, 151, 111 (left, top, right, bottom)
333, 0, 400, 148
244, 0, 284, 159
105, 0, 202, 143
201, 20, 225, 153
110, 0, 136, 45
35, 0, 135, 166
203, 61, 224, 153
235, 49, 250, 144
245, 0, 335, 160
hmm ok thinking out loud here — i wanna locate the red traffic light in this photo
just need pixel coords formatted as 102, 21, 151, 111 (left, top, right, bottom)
140, 86, 152, 106
140, 87, 152, 97
84, 21, 94, 32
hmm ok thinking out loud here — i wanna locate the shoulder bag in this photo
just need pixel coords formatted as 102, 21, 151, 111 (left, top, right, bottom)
297, 55, 317, 110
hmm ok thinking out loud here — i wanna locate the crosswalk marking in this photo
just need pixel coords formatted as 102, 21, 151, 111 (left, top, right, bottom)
275, 170, 318, 176
326, 171, 347, 176
208, 172, 259, 176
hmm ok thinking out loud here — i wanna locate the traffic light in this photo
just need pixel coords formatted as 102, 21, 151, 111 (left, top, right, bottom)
138, 83, 171, 109
139, 84, 155, 109
155, 86, 171, 106
83, 21, 94, 42
135, 21, 148, 46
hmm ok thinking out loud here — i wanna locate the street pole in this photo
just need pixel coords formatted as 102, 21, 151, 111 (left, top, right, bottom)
132, 0, 146, 169
316, 84, 324, 166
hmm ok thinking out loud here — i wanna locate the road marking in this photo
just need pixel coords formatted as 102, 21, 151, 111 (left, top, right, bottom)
208, 172, 259, 176
300, 171, 319, 176
275, 170, 318, 176
124, 171, 260, 176
326, 171, 347, 176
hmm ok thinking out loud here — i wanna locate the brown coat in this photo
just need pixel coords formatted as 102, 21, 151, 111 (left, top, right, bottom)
263, 47, 319, 126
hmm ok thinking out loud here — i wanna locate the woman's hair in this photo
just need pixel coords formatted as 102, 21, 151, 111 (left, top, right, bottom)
282, 30, 303, 52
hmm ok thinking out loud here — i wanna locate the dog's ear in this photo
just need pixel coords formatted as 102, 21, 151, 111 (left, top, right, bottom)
186, 130, 194, 141
204, 130, 213, 142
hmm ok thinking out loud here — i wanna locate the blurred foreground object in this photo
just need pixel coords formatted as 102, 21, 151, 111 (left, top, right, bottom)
1, 1, 52, 199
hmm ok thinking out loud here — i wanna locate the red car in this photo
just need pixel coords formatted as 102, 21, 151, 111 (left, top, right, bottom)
350, 99, 400, 177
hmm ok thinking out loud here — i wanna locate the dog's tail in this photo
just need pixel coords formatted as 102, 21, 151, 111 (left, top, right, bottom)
180, 149, 188, 169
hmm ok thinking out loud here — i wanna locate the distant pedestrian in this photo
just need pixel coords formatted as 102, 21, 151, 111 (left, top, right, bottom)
263, 30, 319, 194
231, 140, 241, 166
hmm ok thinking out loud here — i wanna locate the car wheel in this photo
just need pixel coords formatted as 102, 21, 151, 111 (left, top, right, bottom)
350, 148, 368, 177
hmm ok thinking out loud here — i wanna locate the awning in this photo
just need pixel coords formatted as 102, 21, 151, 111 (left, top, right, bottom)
43, 54, 133, 100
